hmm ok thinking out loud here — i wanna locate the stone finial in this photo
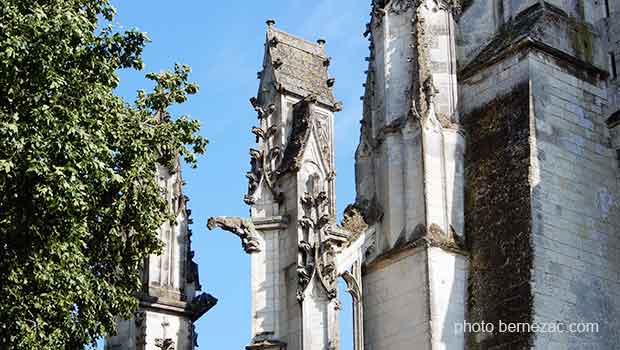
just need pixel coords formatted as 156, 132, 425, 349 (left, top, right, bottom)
266, 18, 276, 27
317, 37, 326, 47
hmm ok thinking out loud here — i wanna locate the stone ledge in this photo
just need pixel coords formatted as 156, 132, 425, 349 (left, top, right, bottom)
363, 231, 468, 274
459, 2, 608, 82
246, 339, 287, 350
253, 215, 289, 230
139, 292, 217, 321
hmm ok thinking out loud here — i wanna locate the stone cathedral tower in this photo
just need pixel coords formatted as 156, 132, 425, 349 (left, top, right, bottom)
209, 20, 348, 350
105, 162, 217, 350
354, 1, 469, 349
213, 0, 620, 349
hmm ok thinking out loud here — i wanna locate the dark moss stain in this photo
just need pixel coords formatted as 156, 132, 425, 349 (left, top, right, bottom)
461, 0, 474, 14
569, 20, 594, 64
464, 82, 534, 350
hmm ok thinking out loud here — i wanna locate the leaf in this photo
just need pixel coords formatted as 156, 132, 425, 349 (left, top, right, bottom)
0, 1, 206, 348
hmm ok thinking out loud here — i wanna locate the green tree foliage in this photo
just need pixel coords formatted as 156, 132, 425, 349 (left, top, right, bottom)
0, 1, 207, 348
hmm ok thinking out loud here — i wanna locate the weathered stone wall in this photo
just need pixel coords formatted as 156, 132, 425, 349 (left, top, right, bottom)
427, 247, 468, 350
529, 50, 620, 349
363, 247, 431, 350
457, 1, 500, 69
462, 64, 534, 349
460, 6, 620, 344
147, 164, 193, 299
608, 6, 620, 115
106, 311, 194, 350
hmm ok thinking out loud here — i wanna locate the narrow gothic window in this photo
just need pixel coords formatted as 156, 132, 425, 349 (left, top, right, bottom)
616, 149, 620, 169
605, 0, 611, 18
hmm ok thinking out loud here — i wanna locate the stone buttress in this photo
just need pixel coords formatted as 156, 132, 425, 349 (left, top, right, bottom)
106, 162, 217, 350
459, 0, 620, 348
208, 21, 349, 350
352, 1, 468, 350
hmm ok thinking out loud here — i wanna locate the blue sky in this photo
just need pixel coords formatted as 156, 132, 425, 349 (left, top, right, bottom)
109, 1, 370, 348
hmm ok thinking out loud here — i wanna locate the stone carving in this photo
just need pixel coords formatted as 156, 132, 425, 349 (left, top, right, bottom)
269, 36, 279, 47
134, 310, 147, 350
435, 0, 463, 16
296, 186, 337, 301
186, 251, 200, 289
420, 75, 441, 129
207, 216, 261, 253
250, 97, 266, 118
273, 57, 283, 69
154, 320, 175, 350
296, 240, 314, 301
317, 240, 338, 299
192, 292, 218, 314
388, 0, 422, 14
154, 338, 175, 350
314, 114, 332, 164
342, 205, 369, 239
246, 98, 280, 204
376, 0, 462, 16
252, 125, 278, 142
192, 324, 198, 348
277, 97, 314, 176
245, 148, 263, 205
269, 146, 282, 163
341, 271, 361, 301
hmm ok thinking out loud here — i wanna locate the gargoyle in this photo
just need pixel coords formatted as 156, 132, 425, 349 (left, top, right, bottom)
207, 216, 261, 254
251, 125, 278, 142
250, 97, 267, 118
251, 126, 264, 142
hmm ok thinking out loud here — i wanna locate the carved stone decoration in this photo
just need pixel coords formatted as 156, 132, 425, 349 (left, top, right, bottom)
134, 310, 147, 350
417, 74, 443, 132
207, 216, 262, 253
192, 324, 199, 348
296, 187, 338, 301
316, 239, 338, 299
154, 338, 175, 350
246, 98, 280, 205
277, 96, 314, 176
186, 250, 201, 290
245, 148, 263, 205
154, 320, 175, 350
252, 125, 278, 143
434, 0, 463, 16
250, 97, 272, 119
341, 265, 365, 350
390, 0, 422, 14
342, 205, 369, 239
296, 240, 314, 301
269, 146, 282, 164
192, 292, 218, 316
341, 271, 361, 302
314, 114, 332, 165
375, 0, 461, 16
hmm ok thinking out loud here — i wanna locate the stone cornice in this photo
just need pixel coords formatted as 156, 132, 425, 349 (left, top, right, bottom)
459, 3, 609, 81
